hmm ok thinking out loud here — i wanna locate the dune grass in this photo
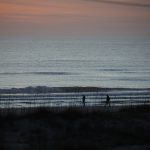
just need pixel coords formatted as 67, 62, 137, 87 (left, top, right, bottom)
0, 105, 150, 150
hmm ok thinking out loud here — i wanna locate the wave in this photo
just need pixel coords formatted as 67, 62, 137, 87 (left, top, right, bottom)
98, 69, 126, 72
0, 86, 150, 94
114, 78, 150, 82
0, 72, 74, 75
97, 69, 150, 73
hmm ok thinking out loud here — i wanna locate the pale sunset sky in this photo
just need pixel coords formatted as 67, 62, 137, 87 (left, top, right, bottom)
0, 0, 150, 39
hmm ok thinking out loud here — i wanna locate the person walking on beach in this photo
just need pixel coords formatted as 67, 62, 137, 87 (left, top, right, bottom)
82, 95, 85, 107
105, 95, 111, 107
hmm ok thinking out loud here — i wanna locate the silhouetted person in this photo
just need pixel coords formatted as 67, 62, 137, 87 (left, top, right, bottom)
82, 95, 85, 107
105, 95, 111, 107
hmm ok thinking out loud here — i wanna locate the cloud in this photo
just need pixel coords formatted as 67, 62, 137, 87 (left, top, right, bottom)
85, 0, 150, 8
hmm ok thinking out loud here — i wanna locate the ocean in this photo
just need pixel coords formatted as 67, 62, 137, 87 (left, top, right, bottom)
0, 39, 150, 89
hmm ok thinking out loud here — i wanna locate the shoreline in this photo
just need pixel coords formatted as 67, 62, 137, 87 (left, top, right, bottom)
0, 86, 150, 108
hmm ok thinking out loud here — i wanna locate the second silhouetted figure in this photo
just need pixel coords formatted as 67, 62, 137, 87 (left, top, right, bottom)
82, 95, 85, 107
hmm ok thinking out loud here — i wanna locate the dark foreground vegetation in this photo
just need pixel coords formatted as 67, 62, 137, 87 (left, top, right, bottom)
0, 105, 150, 150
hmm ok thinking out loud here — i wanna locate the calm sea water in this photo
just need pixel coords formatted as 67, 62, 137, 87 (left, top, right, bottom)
0, 40, 150, 89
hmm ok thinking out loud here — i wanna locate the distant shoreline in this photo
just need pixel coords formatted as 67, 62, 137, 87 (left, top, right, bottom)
0, 86, 150, 94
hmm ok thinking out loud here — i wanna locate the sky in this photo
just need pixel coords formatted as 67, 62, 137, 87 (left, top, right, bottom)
0, 0, 150, 39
